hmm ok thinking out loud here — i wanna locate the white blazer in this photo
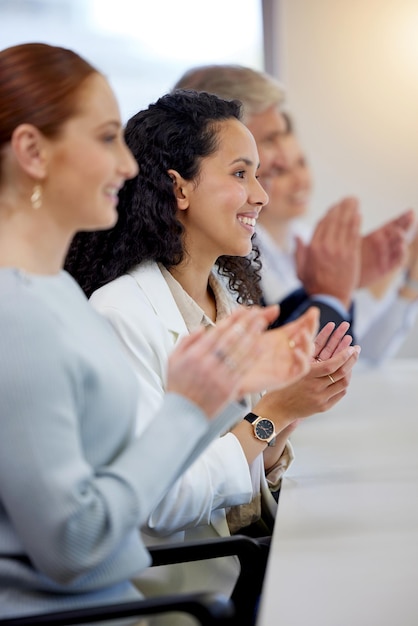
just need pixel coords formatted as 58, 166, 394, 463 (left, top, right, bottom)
90, 262, 275, 598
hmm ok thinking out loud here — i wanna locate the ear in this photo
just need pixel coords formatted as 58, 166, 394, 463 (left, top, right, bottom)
167, 168, 190, 211
10, 124, 48, 180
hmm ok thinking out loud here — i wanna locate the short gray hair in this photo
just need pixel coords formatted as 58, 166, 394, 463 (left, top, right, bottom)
172, 64, 285, 122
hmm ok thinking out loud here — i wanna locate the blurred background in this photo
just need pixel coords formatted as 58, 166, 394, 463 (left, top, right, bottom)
2, 0, 417, 353
0, 0, 264, 121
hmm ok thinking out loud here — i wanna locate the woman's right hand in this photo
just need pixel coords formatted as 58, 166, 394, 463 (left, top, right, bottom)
238, 306, 319, 394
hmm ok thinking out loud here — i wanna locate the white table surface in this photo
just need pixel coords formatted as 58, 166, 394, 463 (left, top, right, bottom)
257, 359, 418, 626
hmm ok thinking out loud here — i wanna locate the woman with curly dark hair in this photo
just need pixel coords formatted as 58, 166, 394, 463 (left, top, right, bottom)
65, 90, 350, 612
66, 91, 263, 304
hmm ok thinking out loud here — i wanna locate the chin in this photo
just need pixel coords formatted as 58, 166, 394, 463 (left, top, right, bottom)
84, 213, 118, 232
286, 208, 306, 220
235, 244, 253, 257
100, 205, 120, 228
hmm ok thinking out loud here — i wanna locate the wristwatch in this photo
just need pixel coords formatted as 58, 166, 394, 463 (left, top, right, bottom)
244, 412, 276, 446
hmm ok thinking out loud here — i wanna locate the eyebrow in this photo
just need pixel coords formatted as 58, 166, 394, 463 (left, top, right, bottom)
229, 157, 260, 169
264, 130, 284, 142
96, 120, 122, 130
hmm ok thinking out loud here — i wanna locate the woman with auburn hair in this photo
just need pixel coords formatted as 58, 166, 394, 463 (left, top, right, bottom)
0, 43, 313, 619
65, 89, 359, 609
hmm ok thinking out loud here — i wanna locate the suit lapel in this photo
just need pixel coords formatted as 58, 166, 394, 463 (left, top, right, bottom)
129, 262, 188, 339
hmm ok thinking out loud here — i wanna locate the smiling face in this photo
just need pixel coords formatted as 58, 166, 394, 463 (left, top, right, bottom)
260, 133, 313, 228
175, 117, 269, 266
43, 73, 138, 234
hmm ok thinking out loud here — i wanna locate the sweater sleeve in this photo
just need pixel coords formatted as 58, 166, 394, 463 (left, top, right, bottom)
0, 289, 243, 586
355, 292, 418, 364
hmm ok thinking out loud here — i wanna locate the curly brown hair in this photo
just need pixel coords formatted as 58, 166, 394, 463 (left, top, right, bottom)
65, 90, 263, 304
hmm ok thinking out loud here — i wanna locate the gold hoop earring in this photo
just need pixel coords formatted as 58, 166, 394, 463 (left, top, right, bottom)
31, 184, 42, 210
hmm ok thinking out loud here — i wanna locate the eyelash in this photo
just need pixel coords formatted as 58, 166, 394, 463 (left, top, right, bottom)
234, 170, 246, 179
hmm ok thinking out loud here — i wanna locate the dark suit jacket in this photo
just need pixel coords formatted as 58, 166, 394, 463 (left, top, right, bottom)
267, 287, 355, 343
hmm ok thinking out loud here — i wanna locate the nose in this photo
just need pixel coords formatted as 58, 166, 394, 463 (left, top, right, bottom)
119, 143, 139, 180
250, 176, 269, 208
272, 149, 286, 172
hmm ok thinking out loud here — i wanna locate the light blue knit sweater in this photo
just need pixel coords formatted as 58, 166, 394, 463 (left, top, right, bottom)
0, 269, 243, 618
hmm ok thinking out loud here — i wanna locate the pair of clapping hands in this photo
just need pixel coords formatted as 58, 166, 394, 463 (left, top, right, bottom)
295, 199, 415, 310
166, 304, 360, 421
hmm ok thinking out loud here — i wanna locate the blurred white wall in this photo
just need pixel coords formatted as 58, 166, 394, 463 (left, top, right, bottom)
277, 0, 418, 232
0, 0, 263, 123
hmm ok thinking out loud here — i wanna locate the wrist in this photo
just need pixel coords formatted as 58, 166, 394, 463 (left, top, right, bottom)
252, 391, 298, 431
244, 412, 277, 447
306, 291, 351, 314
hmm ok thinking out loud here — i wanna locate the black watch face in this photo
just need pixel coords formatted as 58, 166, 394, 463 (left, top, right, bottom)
255, 419, 274, 440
